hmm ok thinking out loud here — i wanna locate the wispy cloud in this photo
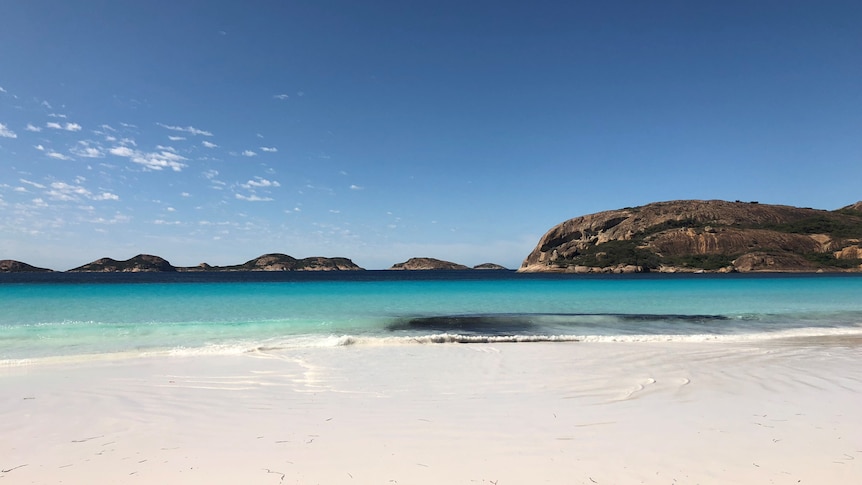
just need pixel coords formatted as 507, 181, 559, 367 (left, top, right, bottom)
168, 135, 186, 141
109, 146, 187, 171
260, 146, 277, 152
235, 194, 274, 202
46, 182, 119, 202
242, 150, 257, 157
0, 123, 17, 138
240, 177, 280, 189
273, 94, 290, 100
156, 123, 213, 136
0, 86, 6, 93
202, 140, 218, 148
70, 141, 104, 158
48, 113, 68, 119
46, 121, 82, 132
19, 179, 47, 189
350, 184, 364, 190
46, 151, 72, 160
25, 123, 42, 132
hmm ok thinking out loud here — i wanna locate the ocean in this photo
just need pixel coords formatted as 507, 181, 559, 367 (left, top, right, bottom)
2, 271, 862, 363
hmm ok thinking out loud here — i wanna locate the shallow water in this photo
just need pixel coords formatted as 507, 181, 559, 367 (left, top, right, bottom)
2, 271, 862, 361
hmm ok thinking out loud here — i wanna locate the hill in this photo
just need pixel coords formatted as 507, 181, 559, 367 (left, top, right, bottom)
519, 200, 862, 273
185, 253, 363, 271
0, 260, 54, 273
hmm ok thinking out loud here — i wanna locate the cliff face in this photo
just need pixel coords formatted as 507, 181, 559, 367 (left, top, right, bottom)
390, 257, 470, 270
0, 260, 53, 273
520, 200, 862, 273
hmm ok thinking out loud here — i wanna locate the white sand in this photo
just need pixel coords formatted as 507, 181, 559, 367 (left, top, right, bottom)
2, 339, 861, 484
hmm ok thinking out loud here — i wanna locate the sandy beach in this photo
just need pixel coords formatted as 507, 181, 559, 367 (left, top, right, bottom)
2, 339, 861, 484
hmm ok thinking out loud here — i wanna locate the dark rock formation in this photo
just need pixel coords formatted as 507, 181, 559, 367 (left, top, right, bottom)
69, 254, 177, 272
390, 257, 470, 270
520, 200, 862, 273
0, 260, 54, 272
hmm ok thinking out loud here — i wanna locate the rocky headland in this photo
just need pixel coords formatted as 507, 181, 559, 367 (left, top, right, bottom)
519, 199, 862, 273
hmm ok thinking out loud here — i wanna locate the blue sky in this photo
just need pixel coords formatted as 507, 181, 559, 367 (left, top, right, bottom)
1, 1, 860, 270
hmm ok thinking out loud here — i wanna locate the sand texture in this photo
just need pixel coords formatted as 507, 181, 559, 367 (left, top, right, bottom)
2, 340, 861, 484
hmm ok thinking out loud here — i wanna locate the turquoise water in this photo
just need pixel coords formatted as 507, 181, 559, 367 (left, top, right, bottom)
2, 272, 862, 362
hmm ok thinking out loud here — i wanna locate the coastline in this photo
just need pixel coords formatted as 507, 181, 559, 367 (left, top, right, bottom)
3, 340, 861, 484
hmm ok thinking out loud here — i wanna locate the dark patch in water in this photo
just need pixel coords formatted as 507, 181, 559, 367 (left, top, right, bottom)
386, 313, 730, 336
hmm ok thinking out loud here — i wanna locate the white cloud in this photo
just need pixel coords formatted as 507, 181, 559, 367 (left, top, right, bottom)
168, 135, 186, 141
181, 192, 191, 197
201, 140, 218, 148
19, 179, 47, 189
46, 121, 82, 132
235, 194, 273, 202
203, 169, 219, 179
25, 123, 42, 132
41, 100, 52, 109
48, 113, 68, 119
109, 146, 187, 171
273, 94, 290, 100
100, 124, 117, 132
0, 86, 6, 93
156, 123, 213, 136
155, 145, 177, 152
0, 123, 16, 138
260, 146, 277, 152
240, 177, 280, 189
43, 181, 120, 202
93, 192, 120, 201
70, 142, 104, 158
242, 150, 257, 157
46, 151, 72, 160
350, 184, 364, 190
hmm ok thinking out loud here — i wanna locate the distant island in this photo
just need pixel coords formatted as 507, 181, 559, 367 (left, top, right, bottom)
4, 199, 861, 274
65, 253, 364, 273
389, 257, 507, 271
2, 253, 507, 273
0, 260, 53, 273
519, 199, 862, 273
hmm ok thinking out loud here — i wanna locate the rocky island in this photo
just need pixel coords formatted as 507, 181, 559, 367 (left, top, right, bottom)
519, 199, 862, 273
0, 259, 54, 273
183, 253, 363, 272
65, 253, 364, 272
389, 257, 471, 270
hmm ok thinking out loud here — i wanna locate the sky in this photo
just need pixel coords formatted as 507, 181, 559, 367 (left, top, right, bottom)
1, 1, 860, 270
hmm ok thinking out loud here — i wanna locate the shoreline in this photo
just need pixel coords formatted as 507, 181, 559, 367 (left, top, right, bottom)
3, 341, 861, 484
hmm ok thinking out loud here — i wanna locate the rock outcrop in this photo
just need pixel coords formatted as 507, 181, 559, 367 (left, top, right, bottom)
69, 254, 177, 272
520, 200, 862, 273
0, 260, 54, 272
390, 257, 470, 270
